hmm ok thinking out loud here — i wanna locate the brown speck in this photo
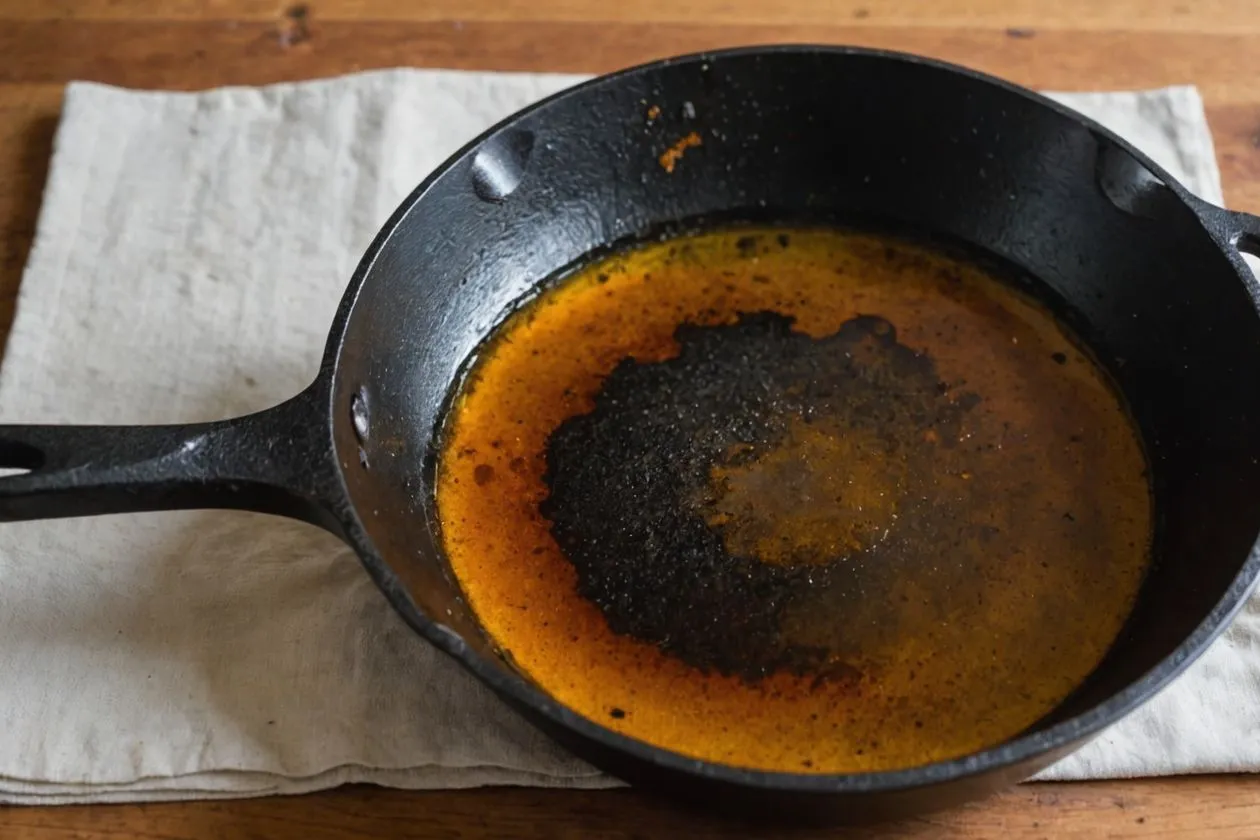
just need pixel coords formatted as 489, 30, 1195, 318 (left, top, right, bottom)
244, 375, 258, 387
801, 759, 813, 768
659, 131, 702, 173
1063, 511, 1076, 522
777, 233, 791, 248
1136, 816, 1146, 824
1006, 27, 1036, 38
610, 707, 626, 719
853, 7, 869, 17
473, 464, 495, 485
509, 457, 527, 473
277, 4, 311, 47
597, 272, 610, 283
1051, 351, 1067, 364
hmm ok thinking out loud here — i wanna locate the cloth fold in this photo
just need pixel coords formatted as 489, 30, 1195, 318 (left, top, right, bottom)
0, 69, 1247, 804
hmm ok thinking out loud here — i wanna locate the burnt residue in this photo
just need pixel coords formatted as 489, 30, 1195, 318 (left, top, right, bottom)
541, 311, 978, 681
659, 131, 703, 173
436, 226, 1153, 774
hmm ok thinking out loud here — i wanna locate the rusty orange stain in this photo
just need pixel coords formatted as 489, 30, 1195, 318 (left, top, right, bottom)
658, 131, 702, 173
436, 227, 1152, 774
646, 104, 661, 122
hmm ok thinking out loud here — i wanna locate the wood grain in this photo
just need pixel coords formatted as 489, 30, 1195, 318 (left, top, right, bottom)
0, 0, 1256, 32
0, 84, 61, 352
1, 1, 1260, 837
1, 21, 1259, 98
5, 778, 1260, 839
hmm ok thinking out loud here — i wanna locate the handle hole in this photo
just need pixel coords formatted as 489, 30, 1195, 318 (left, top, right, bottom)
0, 441, 45, 471
1232, 233, 1260, 287
1235, 232, 1260, 259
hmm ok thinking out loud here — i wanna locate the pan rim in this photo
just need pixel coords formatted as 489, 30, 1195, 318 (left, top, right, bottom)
325, 43, 1260, 795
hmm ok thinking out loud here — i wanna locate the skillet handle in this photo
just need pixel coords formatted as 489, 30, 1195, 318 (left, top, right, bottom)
0, 384, 344, 532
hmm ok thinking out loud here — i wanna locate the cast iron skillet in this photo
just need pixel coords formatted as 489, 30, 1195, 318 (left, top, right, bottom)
3, 46, 1260, 822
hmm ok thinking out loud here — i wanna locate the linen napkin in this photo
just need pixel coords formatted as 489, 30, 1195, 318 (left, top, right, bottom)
0, 69, 1247, 805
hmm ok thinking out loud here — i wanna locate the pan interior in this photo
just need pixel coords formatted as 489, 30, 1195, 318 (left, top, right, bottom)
434, 225, 1152, 774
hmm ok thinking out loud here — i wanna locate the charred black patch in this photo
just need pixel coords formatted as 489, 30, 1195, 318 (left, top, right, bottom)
541, 312, 979, 681
736, 235, 760, 257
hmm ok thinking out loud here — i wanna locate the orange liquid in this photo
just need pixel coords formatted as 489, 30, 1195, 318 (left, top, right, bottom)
435, 227, 1152, 774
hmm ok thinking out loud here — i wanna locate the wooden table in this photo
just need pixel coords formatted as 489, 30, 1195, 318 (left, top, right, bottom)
1, 1, 1259, 837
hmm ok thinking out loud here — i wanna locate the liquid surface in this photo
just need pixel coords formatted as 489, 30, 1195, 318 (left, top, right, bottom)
436, 227, 1152, 774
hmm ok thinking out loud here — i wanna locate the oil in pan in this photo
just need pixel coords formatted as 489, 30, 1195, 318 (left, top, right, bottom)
435, 226, 1152, 775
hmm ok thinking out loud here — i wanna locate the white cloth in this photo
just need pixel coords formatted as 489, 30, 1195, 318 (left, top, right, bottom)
0, 70, 1244, 804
